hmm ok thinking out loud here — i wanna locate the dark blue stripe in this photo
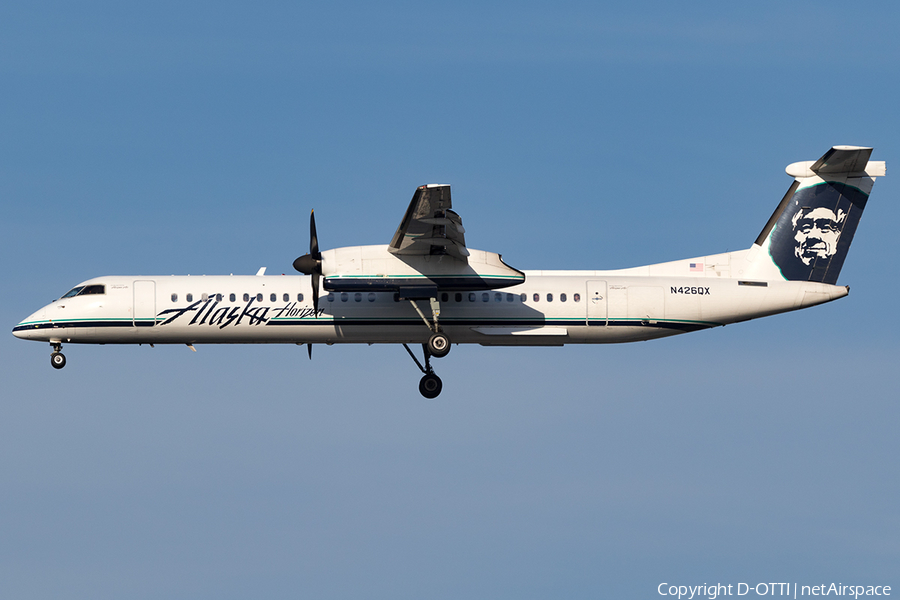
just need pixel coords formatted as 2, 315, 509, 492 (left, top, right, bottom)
15, 318, 715, 334
13, 321, 155, 331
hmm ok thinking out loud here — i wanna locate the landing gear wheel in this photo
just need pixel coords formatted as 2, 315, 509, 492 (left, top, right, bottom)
419, 373, 443, 399
427, 332, 451, 358
50, 352, 66, 369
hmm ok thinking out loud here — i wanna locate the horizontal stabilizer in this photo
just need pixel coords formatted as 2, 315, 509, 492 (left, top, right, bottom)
811, 146, 872, 173
786, 146, 886, 178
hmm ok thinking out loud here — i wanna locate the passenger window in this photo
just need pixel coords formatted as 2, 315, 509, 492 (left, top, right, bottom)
298, 293, 304, 302
441, 293, 449, 302
270, 293, 276, 302
455, 293, 462, 302
533, 293, 540, 302
482, 293, 489, 302
256, 293, 262, 302
368, 292, 376, 302
341, 292, 348, 302
520, 293, 527, 302
547, 293, 553, 302
560, 293, 567, 303
186, 293, 193, 302
216, 294, 223, 302
171, 293, 178, 302
468, 293, 476, 302
230, 293, 236, 302
494, 293, 502, 302
507, 293, 514, 302
327, 293, 334, 302
202, 293, 209, 301
283, 293, 289, 302
574, 293, 581, 302
243, 293, 250, 302
354, 292, 362, 302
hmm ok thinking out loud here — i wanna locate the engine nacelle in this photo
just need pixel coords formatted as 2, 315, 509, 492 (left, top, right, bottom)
320, 245, 524, 297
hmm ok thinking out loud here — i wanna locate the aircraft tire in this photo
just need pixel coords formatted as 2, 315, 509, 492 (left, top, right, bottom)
50, 352, 66, 369
427, 333, 451, 358
419, 373, 442, 399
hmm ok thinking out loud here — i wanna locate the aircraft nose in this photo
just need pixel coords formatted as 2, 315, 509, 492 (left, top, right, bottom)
12, 308, 47, 340
12, 320, 31, 339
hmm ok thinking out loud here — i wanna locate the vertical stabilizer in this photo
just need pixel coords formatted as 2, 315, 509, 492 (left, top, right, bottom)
744, 146, 885, 284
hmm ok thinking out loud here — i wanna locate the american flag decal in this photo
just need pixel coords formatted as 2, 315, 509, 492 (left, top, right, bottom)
689, 262, 704, 272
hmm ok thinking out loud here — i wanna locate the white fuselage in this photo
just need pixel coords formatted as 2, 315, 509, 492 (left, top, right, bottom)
12, 260, 848, 348
12, 147, 879, 398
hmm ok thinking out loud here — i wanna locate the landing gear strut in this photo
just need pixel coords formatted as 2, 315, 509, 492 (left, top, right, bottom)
50, 343, 66, 369
404, 343, 443, 399
403, 294, 455, 397
408, 298, 451, 358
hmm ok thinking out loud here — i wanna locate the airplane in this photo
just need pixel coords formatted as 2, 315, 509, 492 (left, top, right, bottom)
12, 145, 885, 398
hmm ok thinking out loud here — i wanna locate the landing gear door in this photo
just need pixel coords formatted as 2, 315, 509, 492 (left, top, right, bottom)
586, 280, 607, 326
133, 280, 156, 327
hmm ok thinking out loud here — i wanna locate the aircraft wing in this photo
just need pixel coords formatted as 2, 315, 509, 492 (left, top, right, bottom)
388, 184, 469, 262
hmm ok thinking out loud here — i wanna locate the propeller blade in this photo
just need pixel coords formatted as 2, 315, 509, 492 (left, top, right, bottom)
292, 209, 322, 319
307, 343, 313, 360
310, 209, 319, 259
311, 271, 320, 316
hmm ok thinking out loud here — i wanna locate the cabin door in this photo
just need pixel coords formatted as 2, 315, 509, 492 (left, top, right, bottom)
133, 280, 156, 327
586, 280, 607, 326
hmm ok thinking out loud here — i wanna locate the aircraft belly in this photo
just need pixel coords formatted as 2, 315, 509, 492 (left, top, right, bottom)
138, 322, 342, 344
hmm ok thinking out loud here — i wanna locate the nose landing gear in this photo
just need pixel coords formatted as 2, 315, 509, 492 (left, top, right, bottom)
50, 343, 66, 369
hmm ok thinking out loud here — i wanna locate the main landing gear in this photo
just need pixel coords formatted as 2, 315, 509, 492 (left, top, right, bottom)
404, 343, 443, 399
404, 296, 451, 397
50, 343, 66, 369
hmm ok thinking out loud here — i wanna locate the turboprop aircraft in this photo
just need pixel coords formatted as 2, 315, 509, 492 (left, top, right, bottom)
12, 146, 885, 398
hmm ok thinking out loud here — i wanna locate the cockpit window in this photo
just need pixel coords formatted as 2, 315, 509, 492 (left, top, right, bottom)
60, 284, 105, 299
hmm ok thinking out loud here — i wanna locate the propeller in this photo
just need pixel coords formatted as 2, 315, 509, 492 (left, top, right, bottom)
293, 209, 322, 316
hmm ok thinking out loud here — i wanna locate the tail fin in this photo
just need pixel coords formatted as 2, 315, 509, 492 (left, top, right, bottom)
745, 146, 885, 284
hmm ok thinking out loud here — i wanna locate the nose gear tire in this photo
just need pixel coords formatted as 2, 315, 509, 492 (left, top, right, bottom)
50, 352, 66, 369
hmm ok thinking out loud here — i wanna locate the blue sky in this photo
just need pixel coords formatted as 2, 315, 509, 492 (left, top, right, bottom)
2, 2, 898, 598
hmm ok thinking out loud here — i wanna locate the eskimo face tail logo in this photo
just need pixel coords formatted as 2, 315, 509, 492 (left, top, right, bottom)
791, 206, 845, 266
767, 182, 868, 284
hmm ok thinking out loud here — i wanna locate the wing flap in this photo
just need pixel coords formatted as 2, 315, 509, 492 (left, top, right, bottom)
389, 185, 469, 261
